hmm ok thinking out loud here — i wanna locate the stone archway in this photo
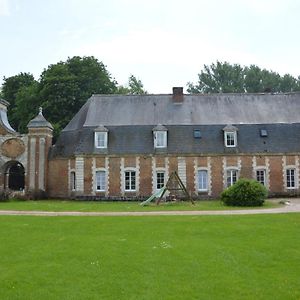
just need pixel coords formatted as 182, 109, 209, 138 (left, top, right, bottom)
4, 161, 25, 191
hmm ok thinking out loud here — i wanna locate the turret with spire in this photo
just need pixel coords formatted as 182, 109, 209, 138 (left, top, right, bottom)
27, 107, 53, 193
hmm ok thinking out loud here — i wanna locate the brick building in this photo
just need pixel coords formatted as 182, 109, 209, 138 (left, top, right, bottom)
1, 88, 300, 199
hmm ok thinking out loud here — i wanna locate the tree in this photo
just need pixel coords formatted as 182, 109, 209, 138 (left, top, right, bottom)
38, 56, 117, 136
117, 74, 147, 94
13, 83, 40, 133
1, 73, 37, 130
187, 61, 245, 93
188, 61, 300, 94
280, 74, 300, 92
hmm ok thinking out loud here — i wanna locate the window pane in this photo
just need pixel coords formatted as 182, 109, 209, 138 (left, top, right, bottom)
227, 170, 238, 187
155, 131, 167, 148
70, 172, 76, 190
156, 172, 165, 189
95, 132, 107, 148
198, 170, 208, 191
125, 171, 130, 190
256, 170, 265, 185
287, 169, 295, 188
225, 132, 236, 147
131, 171, 136, 190
125, 171, 136, 191
96, 171, 106, 191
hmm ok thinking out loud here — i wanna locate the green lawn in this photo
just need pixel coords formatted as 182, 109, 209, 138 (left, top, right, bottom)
0, 214, 300, 299
0, 199, 281, 212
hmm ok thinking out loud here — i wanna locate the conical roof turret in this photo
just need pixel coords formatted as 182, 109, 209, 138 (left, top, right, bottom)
27, 107, 53, 130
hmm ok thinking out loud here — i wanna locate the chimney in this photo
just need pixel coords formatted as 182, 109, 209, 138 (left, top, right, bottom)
172, 87, 184, 103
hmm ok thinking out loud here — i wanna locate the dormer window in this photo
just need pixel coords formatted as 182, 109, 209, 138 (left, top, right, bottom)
223, 125, 238, 148
153, 124, 168, 148
94, 125, 108, 149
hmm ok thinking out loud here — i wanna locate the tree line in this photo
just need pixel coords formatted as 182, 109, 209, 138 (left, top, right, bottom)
0, 56, 146, 137
1, 58, 300, 138
187, 61, 300, 93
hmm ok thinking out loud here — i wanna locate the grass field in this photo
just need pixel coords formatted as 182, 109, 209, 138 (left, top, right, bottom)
0, 213, 299, 299
0, 199, 281, 212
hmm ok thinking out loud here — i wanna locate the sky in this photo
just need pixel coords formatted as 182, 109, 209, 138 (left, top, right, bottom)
1, 0, 300, 93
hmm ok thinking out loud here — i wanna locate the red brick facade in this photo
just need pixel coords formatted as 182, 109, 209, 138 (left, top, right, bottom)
47, 154, 300, 199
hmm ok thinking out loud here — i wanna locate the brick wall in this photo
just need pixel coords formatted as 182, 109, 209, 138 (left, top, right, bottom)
47, 154, 300, 199
48, 159, 68, 197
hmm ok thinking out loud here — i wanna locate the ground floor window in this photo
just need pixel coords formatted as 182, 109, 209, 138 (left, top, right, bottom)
96, 170, 106, 191
125, 170, 136, 191
256, 169, 266, 186
227, 169, 238, 187
156, 171, 165, 190
286, 168, 296, 189
198, 170, 208, 191
70, 171, 76, 191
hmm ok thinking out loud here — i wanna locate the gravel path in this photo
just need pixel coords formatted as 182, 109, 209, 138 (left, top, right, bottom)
0, 199, 300, 217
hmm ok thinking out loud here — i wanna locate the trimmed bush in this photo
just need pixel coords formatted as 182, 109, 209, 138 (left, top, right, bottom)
221, 178, 268, 206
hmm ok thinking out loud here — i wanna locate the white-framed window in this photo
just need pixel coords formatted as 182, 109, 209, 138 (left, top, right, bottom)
224, 131, 237, 147
125, 170, 136, 191
227, 169, 238, 187
198, 169, 208, 191
156, 171, 165, 190
286, 168, 296, 189
70, 171, 76, 191
154, 131, 167, 148
256, 169, 266, 186
94, 132, 108, 148
95, 170, 106, 191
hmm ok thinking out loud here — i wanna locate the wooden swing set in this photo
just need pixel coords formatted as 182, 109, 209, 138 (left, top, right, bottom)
156, 171, 194, 205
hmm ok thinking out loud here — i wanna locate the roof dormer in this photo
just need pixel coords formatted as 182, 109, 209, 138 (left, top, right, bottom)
223, 124, 238, 148
94, 125, 108, 149
153, 124, 168, 148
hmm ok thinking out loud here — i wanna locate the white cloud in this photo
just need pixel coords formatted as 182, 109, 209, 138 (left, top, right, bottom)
0, 0, 10, 16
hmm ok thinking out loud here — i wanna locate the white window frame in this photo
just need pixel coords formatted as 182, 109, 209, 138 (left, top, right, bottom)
198, 169, 208, 192
256, 169, 266, 186
95, 169, 106, 192
70, 171, 76, 191
124, 169, 136, 192
226, 169, 238, 187
154, 131, 167, 148
286, 168, 296, 189
224, 131, 237, 147
94, 132, 108, 149
156, 170, 165, 190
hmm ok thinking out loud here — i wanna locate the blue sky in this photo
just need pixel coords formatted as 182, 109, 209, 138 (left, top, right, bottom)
1, 0, 300, 93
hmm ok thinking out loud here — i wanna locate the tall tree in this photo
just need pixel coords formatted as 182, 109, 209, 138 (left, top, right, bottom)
187, 61, 245, 93
117, 74, 147, 94
39, 56, 117, 136
1, 73, 37, 130
13, 83, 40, 133
188, 61, 300, 94
280, 74, 300, 92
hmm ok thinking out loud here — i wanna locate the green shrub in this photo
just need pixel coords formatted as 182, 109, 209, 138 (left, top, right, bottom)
26, 189, 48, 200
221, 178, 268, 206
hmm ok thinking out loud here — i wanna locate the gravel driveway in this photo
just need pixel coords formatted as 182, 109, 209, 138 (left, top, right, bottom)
0, 199, 300, 217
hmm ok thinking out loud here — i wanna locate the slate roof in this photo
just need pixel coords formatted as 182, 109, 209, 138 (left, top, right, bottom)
50, 92, 300, 158
27, 108, 53, 130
